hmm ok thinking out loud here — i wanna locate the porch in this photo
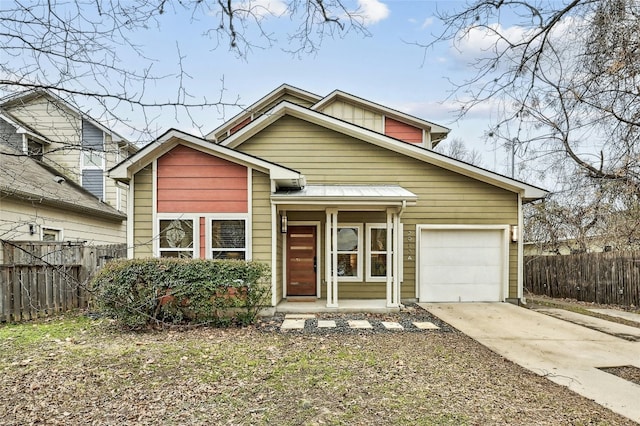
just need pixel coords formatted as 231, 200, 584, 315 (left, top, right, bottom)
271, 184, 418, 310
275, 298, 400, 313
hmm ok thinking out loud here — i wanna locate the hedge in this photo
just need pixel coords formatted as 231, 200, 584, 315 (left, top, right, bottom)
90, 258, 271, 328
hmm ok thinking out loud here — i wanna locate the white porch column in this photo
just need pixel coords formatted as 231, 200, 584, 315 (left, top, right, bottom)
325, 208, 339, 307
385, 208, 399, 308
393, 208, 401, 306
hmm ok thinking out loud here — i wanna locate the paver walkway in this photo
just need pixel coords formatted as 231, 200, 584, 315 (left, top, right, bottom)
279, 314, 440, 332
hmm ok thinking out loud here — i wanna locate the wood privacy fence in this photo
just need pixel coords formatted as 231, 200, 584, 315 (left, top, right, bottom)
524, 252, 640, 307
0, 241, 126, 322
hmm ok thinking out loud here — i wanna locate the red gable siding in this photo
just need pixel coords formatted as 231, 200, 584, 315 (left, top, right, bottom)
157, 145, 248, 213
384, 117, 423, 144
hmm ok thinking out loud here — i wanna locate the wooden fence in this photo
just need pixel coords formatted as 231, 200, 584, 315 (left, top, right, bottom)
0, 241, 126, 322
524, 252, 640, 307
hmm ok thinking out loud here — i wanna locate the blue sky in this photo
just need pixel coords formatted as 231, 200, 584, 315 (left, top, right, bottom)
112, 0, 512, 174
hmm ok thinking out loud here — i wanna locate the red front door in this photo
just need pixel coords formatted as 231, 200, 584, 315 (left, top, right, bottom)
286, 226, 317, 296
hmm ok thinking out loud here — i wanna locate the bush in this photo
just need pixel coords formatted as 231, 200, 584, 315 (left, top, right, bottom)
90, 258, 270, 328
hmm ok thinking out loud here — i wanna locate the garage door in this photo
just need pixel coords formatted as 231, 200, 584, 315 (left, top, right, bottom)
419, 228, 506, 302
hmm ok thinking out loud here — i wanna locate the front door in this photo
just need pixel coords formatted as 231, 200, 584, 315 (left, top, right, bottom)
287, 225, 317, 296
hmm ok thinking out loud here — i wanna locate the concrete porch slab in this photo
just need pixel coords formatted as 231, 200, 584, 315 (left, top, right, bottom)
276, 299, 400, 314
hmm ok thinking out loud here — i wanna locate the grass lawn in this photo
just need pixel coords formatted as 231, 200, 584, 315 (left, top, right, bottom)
0, 314, 634, 425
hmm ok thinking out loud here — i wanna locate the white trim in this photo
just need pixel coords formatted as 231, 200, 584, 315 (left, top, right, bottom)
517, 194, 524, 300
152, 160, 158, 257
127, 172, 134, 258
41, 226, 63, 242
270, 202, 278, 307
415, 224, 510, 302
284, 221, 322, 299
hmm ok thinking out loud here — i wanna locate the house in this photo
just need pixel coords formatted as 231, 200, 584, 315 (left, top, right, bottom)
110, 84, 547, 310
0, 90, 136, 250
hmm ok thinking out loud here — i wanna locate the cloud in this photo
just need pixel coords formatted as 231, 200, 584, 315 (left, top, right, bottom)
233, 0, 289, 20
356, 0, 390, 25
421, 17, 434, 29
450, 16, 588, 65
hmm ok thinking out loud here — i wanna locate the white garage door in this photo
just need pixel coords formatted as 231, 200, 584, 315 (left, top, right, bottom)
419, 228, 506, 302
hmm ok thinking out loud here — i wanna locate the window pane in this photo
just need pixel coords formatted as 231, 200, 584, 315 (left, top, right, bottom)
212, 220, 245, 249
370, 254, 387, 277
160, 251, 193, 259
213, 251, 246, 260
370, 228, 387, 251
42, 229, 59, 242
27, 140, 43, 161
83, 150, 104, 168
337, 253, 358, 276
337, 227, 358, 251
160, 220, 194, 249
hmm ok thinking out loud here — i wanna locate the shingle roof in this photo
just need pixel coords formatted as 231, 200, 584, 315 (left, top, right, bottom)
0, 145, 126, 221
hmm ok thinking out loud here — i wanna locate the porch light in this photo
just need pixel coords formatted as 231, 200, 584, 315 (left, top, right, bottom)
280, 214, 288, 234
510, 225, 519, 242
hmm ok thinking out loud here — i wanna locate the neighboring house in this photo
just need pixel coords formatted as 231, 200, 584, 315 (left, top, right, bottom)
0, 90, 136, 251
110, 84, 547, 309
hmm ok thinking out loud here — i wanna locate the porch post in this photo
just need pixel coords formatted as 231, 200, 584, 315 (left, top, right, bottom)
393, 209, 400, 306
326, 208, 339, 307
386, 208, 398, 308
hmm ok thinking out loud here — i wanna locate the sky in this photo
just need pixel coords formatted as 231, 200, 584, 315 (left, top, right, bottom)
104, 0, 517, 173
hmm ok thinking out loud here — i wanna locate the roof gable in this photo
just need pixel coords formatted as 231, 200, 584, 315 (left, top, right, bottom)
205, 84, 322, 142
0, 89, 134, 150
109, 129, 305, 189
218, 101, 547, 201
312, 90, 450, 145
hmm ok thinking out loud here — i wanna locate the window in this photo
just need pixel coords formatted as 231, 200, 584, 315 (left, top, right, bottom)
26, 139, 44, 161
42, 228, 61, 241
367, 225, 391, 281
81, 120, 105, 199
211, 219, 246, 259
334, 224, 362, 281
159, 219, 194, 258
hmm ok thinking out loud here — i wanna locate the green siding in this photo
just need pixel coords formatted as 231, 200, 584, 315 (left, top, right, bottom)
239, 116, 520, 299
133, 165, 153, 258
251, 169, 272, 264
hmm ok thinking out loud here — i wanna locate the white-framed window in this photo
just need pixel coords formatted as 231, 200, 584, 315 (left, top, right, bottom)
42, 227, 62, 242
366, 224, 391, 281
210, 218, 247, 260
158, 218, 195, 258
334, 224, 363, 281
25, 138, 44, 161
81, 119, 105, 200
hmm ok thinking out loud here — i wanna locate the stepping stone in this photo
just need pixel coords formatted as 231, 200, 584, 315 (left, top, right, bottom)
381, 321, 404, 330
413, 321, 440, 330
348, 320, 373, 329
281, 319, 306, 330
285, 314, 316, 320
317, 320, 336, 328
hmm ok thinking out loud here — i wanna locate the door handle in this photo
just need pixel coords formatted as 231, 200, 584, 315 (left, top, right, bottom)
313, 256, 317, 273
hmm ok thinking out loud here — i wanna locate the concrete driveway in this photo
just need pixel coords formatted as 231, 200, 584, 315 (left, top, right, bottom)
420, 302, 640, 423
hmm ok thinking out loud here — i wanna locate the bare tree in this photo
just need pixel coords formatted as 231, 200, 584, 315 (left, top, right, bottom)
0, 0, 365, 139
424, 0, 640, 191
433, 137, 484, 167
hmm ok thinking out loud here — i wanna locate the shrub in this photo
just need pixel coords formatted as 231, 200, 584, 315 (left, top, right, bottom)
90, 258, 270, 329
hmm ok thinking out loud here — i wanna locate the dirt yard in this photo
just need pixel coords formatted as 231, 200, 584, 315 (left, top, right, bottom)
0, 311, 636, 425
